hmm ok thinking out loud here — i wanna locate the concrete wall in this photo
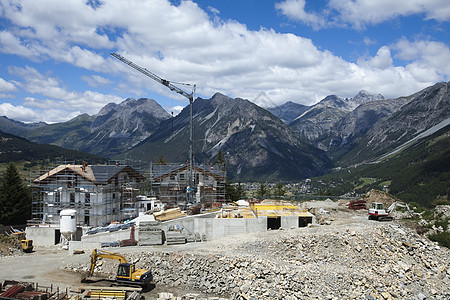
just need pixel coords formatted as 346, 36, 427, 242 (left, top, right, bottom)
158, 214, 316, 240
159, 216, 268, 240
68, 240, 102, 253
61, 213, 317, 250
26, 226, 58, 246
281, 216, 299, 229
26, 226, 83, 246
80, 228, 133, 243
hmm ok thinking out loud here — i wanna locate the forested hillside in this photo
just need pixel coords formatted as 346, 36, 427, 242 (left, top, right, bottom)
0, 131, 106, 166
317, 125, 450, 208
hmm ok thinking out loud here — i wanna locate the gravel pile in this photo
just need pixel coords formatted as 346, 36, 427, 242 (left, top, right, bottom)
65, 220, 449, 299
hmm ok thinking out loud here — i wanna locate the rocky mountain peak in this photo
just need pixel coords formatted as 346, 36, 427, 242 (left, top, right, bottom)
267, 101, 309, 124
211, 92, 229, 100
96, 102, 118, 117
348, 90, 385, 110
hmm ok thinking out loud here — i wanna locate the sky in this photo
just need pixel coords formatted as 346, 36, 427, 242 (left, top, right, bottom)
0, 0, 449, 123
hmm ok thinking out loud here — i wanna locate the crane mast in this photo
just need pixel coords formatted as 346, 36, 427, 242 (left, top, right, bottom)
111, 52, 196, 203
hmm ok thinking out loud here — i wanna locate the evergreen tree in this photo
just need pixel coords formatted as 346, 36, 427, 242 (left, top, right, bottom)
156, 155, 167, 165
225, 180, 245, 202
257, 183, 267, 197
214, 149, 226, 171
235, 181, 245, 200
0, 162, 31, 225
274, 181, 285, 197
225, 179, 237, 201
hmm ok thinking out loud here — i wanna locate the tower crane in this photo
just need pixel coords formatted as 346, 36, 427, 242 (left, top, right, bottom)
111, 52, 196, 203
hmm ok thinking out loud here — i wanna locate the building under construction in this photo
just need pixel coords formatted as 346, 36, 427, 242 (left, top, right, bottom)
31, 163, 145, 228
147, 163, 226, 207
30, 162, 226, 228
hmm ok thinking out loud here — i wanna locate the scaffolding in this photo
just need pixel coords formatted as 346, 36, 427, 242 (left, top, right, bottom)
30, 163, 143, 227
147, 163, 226, 207
29, 162, 226, 227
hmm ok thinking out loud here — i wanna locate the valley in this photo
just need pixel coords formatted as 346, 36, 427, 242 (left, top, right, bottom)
0, 81, 449, 207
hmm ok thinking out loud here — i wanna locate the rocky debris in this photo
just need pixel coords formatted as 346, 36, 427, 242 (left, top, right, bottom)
434, 205, 450, 219
0, 235, 25, 257
65, 221, 449, 299
157, 292, 228, 300
364, 189, 396, 206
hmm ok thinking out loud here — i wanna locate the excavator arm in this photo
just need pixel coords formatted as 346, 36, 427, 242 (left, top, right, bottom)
88, 249, 128, 277
387, 202, 413, 216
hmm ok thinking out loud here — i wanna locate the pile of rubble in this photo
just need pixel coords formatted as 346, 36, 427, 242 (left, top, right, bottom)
0, 236, 23, 257
434, 205, 450, 219
65, 221, 449, 299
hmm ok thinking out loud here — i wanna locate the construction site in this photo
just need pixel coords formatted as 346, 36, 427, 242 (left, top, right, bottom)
0, 192, 449, 299
0, 54, 448, 299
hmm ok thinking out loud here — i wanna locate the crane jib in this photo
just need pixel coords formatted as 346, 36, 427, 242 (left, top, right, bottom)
110, 52, 194, 100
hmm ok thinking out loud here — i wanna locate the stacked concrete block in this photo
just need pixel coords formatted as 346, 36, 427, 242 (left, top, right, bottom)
138, 221, 164, 245
166, 231, 186, 245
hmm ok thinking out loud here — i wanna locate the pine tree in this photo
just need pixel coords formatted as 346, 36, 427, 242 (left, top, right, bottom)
274, 181, 285, 197
156, 155, 167, 165
0, 162, 31, 225
257, 183, 267, 197
225, 179, 237, 201
214, 149, 226, 171
236, 181, 245, 200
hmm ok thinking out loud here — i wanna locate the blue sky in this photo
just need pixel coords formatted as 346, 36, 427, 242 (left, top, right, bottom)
0, 0, 449, 123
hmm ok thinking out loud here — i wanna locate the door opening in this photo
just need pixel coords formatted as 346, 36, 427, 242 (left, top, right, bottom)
267, 217, 281, 230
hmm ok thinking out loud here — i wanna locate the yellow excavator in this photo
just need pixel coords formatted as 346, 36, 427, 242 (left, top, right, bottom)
11, 231, 33, 253
82, 249, 153, 288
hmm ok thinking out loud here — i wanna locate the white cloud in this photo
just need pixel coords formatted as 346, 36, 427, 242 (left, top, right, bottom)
329, 0, 450, 29
207, 6, 220, 15
81, 75, 112, 87
0, 77, 17, 92
275, 0, 325, 30
358, 46, 393, 70
0, 0, 448, 120
169, 105, 184, 116
0, 31, 37, 59
6, 66, 123, 122
393, 38, 450, 81
0, 102, 40, 122
276, 0, 450, 29
363, 37, 377, 46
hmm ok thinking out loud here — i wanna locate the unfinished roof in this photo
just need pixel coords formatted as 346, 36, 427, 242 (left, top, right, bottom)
152, 163, 225, 182
217, 199, 314, 219
34, 164, 145, 184
252, 199, 313, 217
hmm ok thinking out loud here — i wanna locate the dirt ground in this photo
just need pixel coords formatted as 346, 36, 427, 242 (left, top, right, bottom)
0, 200, 441, 299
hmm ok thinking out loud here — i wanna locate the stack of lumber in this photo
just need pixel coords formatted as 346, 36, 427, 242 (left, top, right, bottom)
153, 208, 186, 221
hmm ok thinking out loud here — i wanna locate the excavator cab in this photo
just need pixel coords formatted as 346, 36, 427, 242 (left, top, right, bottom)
12, 231, 33, 253
117, 263, 134, 279
116, 263, 152, 286
372, 202, 384, 210
20, 240, 33, 253
368, 202, 389, 220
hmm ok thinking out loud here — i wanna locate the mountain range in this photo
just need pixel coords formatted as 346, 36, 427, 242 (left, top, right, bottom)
1, 81, 449, 182
25, 98, 170, 157
126, 93, 331, 180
